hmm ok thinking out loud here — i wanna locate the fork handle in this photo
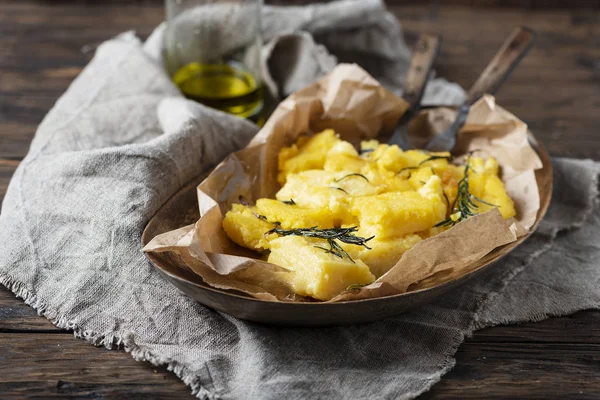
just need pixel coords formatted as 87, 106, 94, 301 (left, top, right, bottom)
466, 26, 536, 105
403, 33, 442, 108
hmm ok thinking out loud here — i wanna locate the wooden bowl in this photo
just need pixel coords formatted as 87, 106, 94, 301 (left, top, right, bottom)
142, 133, 552, 327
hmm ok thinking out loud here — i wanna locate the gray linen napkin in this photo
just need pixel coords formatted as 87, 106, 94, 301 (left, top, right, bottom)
1, 1, 599, 399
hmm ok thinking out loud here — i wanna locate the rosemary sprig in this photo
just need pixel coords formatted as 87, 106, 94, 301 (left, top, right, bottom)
267, 226, 373, 248
334, 173, 369, 183
398, 154, 453, 175
434, 159, 498, 228
266, 226, 374, 262
280, 199, 296, 205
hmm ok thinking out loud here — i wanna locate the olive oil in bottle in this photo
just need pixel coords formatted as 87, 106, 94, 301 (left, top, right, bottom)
172, 62, 263, 119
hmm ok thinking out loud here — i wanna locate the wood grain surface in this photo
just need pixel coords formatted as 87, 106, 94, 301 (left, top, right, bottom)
1, 1, 600, 399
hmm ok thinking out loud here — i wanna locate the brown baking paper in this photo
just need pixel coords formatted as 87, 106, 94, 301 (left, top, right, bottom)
143, 63, 541, 302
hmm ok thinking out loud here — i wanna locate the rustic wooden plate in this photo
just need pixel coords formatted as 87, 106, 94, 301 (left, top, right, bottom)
142, 133, 552, 327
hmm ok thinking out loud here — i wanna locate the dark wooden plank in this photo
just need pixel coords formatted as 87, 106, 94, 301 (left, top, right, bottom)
0, 1, 164, 160
0, 159, 18, 200
2, 314, 600, 399
424, 341, 600, 399
0, 287, 61, 333
471, 311, 600, 344
0, 333, 190, 399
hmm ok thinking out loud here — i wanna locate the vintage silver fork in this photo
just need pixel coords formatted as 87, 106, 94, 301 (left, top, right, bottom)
424, 26, 536, 153
388, 32, 442, 149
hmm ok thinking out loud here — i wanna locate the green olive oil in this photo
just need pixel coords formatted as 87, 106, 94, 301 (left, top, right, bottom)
172, 62, 263, 119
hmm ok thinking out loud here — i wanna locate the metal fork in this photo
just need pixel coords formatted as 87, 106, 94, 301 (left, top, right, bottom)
424, 26, 536, 153
388, 33, 442, 149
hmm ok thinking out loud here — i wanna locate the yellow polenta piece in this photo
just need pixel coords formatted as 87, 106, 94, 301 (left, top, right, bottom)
372, 146, 451, 175
378, 175, 414, 193
254, 198, 336, 229
275, 171, 353, 225
222, 204, 274, 251
370, 144, 405, 173
360, 140, 379, 153
467, 158, 516, 219
408, 166, 435, 190
354, 234, 423, 278
330, 172, 383, 197
278, 129, 340, 184
440, 164, 463, 207
324, 140, 369, 174
479, 175, 517, 219
324, 142, 409, 192
267, 236, 375, 301
351, 176, 447, 238
275, 168, 384, 224
275, 169, 337, 206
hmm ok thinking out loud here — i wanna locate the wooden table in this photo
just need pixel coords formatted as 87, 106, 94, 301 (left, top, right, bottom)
2, 1, 600, 398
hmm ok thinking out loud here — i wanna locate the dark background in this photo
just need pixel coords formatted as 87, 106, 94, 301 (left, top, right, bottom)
1, 1, 600, 398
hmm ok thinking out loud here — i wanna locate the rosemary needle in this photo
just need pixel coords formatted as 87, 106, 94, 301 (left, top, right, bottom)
329, 186, 349, 194
346, 283, 366, 291
443, 191, 450, 208
238, 195, 269, 220
334, 173, 369, 183
398, 154, 452, 175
